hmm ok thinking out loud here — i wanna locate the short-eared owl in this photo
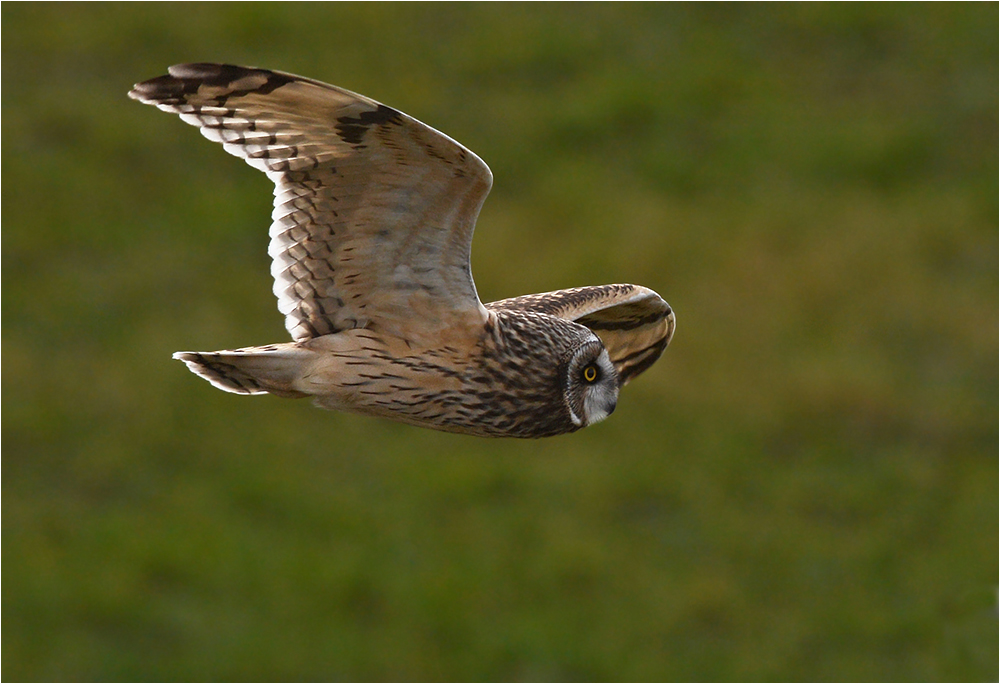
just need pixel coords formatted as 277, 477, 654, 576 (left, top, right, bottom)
130, 64, 675, 438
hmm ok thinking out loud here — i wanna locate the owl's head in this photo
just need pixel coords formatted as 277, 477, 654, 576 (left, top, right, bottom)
564, 338, 619, 428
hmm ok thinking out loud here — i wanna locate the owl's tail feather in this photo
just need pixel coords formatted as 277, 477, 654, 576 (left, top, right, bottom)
173, 345, 311, 398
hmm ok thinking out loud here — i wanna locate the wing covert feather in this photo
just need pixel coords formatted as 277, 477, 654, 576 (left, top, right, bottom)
129, 63, 492, 343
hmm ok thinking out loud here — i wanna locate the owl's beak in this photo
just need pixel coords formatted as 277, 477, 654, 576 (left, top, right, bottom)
585, 392, 617, 425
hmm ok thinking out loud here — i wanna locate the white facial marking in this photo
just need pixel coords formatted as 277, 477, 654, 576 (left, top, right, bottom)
581, 349, 618, 425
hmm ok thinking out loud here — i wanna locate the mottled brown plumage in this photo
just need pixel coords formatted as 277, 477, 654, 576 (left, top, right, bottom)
130, 64, 675, 437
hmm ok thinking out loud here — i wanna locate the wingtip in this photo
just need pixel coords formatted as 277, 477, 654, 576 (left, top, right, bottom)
127, 73, 175, 103
663, 305, 676, 348
128, 64, 229, 101
127, 79, 155, 101
129, 63, 295, 104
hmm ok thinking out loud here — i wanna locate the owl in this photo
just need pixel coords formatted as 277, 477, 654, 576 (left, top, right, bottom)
129, 64, 675, 438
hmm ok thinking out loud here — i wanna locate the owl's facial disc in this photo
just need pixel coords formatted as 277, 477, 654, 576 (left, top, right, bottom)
566, 342, 619, 427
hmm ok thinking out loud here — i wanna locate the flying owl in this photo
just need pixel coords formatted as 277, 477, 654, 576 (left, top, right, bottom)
129, 63, 675, 438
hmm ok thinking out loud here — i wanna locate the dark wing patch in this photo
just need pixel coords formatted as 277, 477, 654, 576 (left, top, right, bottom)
130, 63, 492, 344
335, 105, 403, 145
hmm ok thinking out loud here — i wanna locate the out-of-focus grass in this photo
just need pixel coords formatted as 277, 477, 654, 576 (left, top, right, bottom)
3, 4, 996, 681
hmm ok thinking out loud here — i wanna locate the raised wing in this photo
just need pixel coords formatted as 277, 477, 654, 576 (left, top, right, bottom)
488, 284, 675, 385
129, 63, 492, 343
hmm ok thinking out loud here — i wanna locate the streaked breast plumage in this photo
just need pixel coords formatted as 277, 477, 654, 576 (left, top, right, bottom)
130, 63, 675, 437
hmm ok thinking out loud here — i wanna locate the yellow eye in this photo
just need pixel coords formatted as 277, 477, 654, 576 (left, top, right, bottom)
583, 364, 599, 383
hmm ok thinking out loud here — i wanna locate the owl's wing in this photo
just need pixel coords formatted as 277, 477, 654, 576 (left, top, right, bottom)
129, 63, 492, 343
487, 284, 675, 385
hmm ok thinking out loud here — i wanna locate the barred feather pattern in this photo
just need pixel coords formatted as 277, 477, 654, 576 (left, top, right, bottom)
129, 63, 491, 343
130, 64, 675, 437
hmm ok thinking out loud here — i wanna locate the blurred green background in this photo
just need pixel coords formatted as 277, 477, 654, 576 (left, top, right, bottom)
3, 3, 996, 681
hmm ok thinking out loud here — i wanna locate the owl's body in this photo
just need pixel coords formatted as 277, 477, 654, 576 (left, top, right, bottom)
130, 64, 675, 438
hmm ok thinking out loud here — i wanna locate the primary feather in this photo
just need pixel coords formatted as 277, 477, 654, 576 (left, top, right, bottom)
131, 64, 675, 437
130, 63, 491, 344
